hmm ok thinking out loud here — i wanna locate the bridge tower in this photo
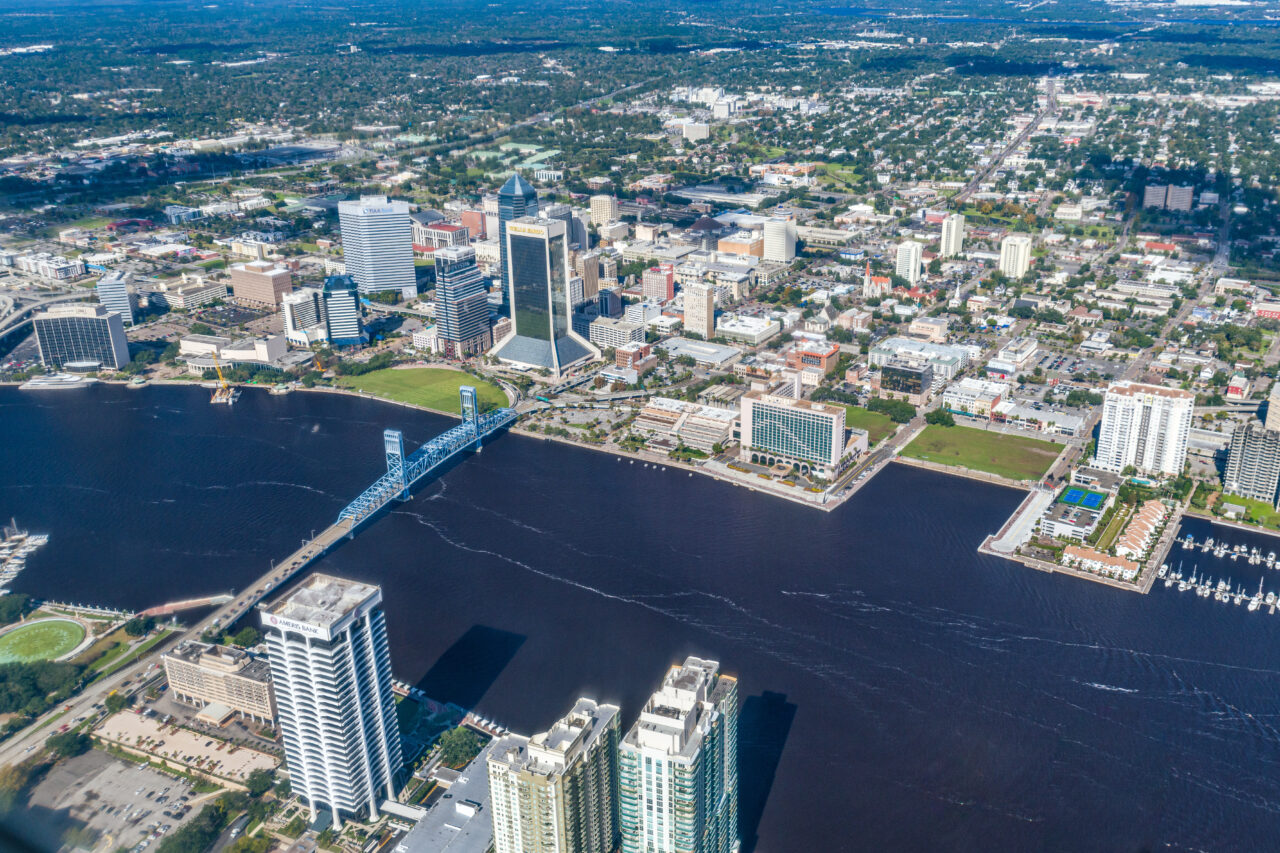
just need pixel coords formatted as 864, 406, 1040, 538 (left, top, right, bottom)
459, 385, 483, 450
383, 429, 410, 501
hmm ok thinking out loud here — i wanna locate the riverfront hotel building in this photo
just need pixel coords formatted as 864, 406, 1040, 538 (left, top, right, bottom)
618, 657, 739, 853
260, 574, 403, 826
739, 391, 858, 480
32, 303, 130, 370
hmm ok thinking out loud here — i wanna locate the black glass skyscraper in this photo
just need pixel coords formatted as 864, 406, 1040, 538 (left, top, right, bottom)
497, 173, 539, 292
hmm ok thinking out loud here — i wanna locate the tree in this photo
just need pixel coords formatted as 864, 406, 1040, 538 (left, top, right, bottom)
0, 595, 32, 626
244, 768, 274, 798
437, 726, 483, 768
124, 616, 155, 637
104, 692, 129, 714
46, 730, 91, 759
231, 627, 262, 648
925, 409, 955, 427
228, 838, 273, 853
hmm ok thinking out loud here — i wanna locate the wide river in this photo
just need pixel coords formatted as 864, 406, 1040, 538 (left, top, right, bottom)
4, 384, 1280, 851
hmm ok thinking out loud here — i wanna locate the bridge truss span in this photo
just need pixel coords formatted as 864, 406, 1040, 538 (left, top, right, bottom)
337, 386, 517, 527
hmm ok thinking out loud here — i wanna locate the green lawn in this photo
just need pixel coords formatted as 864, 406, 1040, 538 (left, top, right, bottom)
901, 425, 1060, 481
335, 368, 507, 414
0, 619, 85, 663
1216, 494, 1280, 530
840, 405, 897, 445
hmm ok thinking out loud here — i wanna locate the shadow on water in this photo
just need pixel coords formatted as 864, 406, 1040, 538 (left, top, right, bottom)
414, 625, 526, 711
738, 691, 797, 853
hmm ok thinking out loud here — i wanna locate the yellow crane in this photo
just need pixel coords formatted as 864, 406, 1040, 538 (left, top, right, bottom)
210, 351, 239, 404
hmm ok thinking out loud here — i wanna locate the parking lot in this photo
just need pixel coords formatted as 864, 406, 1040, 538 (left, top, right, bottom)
26, 749, 199, 852
96, 710, 280, 784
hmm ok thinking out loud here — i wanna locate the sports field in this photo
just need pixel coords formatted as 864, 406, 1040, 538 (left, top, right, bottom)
901, 425, 1060, 481
335, 368, 507, 414
0, 618, 86, 664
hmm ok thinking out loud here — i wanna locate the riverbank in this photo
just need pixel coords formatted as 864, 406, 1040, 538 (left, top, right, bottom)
892, 455, 1034, 491
1183, 508, 1280, 542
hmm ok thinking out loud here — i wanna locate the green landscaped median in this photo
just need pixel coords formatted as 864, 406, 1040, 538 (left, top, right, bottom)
0, 618, 86, 664
840, 406, 897, 446
900, 425, 1060, 481
335, 368, 507, 414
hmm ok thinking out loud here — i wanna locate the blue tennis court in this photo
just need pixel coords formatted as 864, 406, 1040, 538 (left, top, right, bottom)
1059, 488, 1106, 508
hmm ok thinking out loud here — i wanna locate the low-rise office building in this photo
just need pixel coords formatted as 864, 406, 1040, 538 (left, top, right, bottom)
633, 397, 737, 453
162, 641, 276, 724
228, 260, 293, 307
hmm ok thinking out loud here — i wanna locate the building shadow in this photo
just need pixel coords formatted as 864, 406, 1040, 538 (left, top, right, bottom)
738, 691, 797, 853
414, 624, 526, 711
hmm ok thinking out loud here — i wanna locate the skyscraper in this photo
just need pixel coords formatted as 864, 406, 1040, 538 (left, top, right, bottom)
498, 174, 540, 292
260, 574, 403, 827
282, 287, 329, 347
999, 234, 1033, 279
338, 195, 416, 299
683, 282, 716, 340
492, 217, 597, 376
940, 213, 965, 258
33, 303, 130, 369
1095, 381, 1193, 477
618, 657, 738, 853
1224, 423, 1280, 507
96, 271, 135, 326
487, 698, 621, 853
434, 246, 492, 358
762, 219, 796, 264
895, 241, 923, 285
322, 274, 366, 347
542, 202, 587, 250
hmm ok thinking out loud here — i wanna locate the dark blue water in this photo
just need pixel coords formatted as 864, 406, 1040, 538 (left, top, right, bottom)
5, 385, 1280, 852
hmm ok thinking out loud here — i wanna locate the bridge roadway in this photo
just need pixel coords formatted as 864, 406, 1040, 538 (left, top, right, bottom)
0, 388, 517, 769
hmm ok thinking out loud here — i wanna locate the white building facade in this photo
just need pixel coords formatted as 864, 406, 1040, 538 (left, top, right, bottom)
1095, 382, 1194, 477
338, 195, 417, 299
261, 574, 403, 827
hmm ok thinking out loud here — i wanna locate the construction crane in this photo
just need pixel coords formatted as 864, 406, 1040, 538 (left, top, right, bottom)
210, 351, 239, 405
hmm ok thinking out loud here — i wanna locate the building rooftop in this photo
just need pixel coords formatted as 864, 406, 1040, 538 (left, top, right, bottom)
261, 573, 380, 640
396, 743, 497, 853
1107, 380, 1194, 401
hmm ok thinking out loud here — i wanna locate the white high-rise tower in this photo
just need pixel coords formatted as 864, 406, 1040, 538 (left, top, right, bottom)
940, 213, 965, 258
338, 195, 417, 299
261, 574, 403, 827
999, 234, 1033, 279
1095, 381, 1194, 477
895, 241, 923, 285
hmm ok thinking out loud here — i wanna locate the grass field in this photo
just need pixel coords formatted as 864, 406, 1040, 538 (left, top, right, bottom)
840, 406, 897, 446
0, 619, 85, 664
901, 425, 1060, 481
335, 368, 507, 414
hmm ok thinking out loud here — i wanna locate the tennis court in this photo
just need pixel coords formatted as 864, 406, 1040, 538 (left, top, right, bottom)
1059, 488, 1106, 509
